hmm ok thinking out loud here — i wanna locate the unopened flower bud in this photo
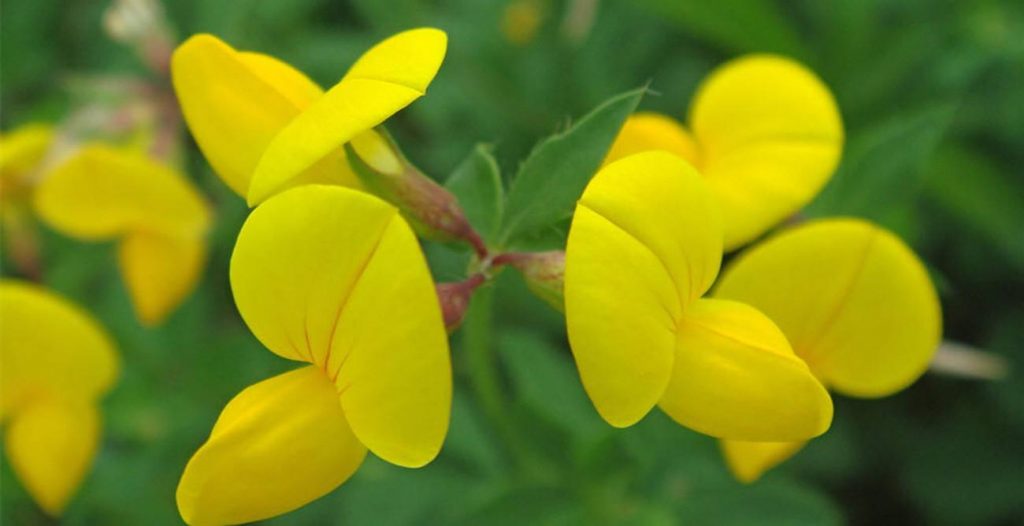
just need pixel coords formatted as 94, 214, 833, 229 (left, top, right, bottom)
493, 250, 564, 311
346, 129, 486, 257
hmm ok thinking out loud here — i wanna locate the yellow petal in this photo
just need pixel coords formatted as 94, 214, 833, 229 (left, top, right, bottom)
720, 439, 806, 483
342, 28, 448, 93
230, 185, 450, 467
171, 35, 311, 196
564, 151, 722, 427
715, 218, 942, 397
0, 281, 119, 414
237, 52, 324, 108
324, 210, 451, 467
177, 366, 366, 525
247, 28, 447, 205
34, 144, 210, 240
4, 400, 100, 516
603, 112, 699, 167
659, 299, 833, 441
118, 232, 206, 326
689, 54, 843, 249
1, 123, 54, 184
171, 35, 360, 198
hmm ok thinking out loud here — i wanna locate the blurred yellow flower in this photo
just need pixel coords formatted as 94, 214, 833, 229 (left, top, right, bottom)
33, 144, 211, 325
171, 28, 447, 206
564, 151, 833, 441
176, 185, 451, 525
0, 123, 54, 194
501, 0, 544, 45
0, 124, 55, 274
0, 280, 119, 516
605, 55, 844, 250
714, 218, 942, 482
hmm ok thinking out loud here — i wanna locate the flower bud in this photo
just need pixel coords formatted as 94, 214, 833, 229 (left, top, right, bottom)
493, 250, 564, 311
345, 130, 486, 257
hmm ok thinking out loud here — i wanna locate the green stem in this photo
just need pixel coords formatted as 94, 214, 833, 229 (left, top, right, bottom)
463, 285, 504, 428
462, 285, 543, 476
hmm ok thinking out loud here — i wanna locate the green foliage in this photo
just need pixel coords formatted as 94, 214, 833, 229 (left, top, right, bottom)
807, 103, 956, 224
676, 482, 843, 526
632, 0, 805, 57
499, 330, 607, 445
923, 147, 1024, 271
2, 0, 1023, 524
498, 87, 646, 248
445, 144, 505, 245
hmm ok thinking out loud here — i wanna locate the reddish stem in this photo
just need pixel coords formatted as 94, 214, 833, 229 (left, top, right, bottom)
436, 273, 487, 331
462, 227, 489, 260
490, 251, 528, 267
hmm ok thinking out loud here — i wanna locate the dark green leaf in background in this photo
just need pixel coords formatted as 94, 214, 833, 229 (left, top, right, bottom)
676, 481, 843, 526
923, 146, 1024, 271
630, 0, 806, 57
807, 103, 957, 223
498, 329, 608, 446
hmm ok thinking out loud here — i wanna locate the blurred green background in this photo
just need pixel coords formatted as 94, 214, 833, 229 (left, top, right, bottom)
2, 0, 1023, 524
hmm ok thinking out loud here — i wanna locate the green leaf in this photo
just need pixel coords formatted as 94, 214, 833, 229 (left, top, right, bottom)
498, 330, 608, 444
349, 0, 428, 32
631, 0, 805, 57
676, 480, 843, 526
454, 486, 584, 526
901, 403, 1024, 525
806, 103, 956, 221
445, 144, 504, 245
442, 392, 507, 477
923, 146, 1024, 271
498, 87, 646, 248
333, 459, 480, 526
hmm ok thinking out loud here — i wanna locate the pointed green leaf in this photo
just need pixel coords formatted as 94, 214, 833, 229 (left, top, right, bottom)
498, 87, 646, 247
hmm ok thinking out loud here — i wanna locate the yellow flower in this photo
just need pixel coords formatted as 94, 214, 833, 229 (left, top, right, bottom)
1, 124, 55, 272
0, 280, 119, 516
564, 151, 832, 441
33, 144, 211, 325
501, 0, 544, 45
171, 28, 447, 206
713, 218, 942, 482
176, 185, 450, 525
605, 55, 844, 250
1, 123, 54, 195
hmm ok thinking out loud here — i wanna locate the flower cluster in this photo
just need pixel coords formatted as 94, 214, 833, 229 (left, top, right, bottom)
0, 18, 945, 525
577, 55, 941, 482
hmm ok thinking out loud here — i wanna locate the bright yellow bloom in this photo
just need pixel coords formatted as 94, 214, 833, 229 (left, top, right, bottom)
171, 28, 447, 206
605, 55, 844, 250
0, 280, 119, 515
713, 218, 942, 482
177, 185, 450, 525
33, 144, 211, 325
564, 151, 832, 441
